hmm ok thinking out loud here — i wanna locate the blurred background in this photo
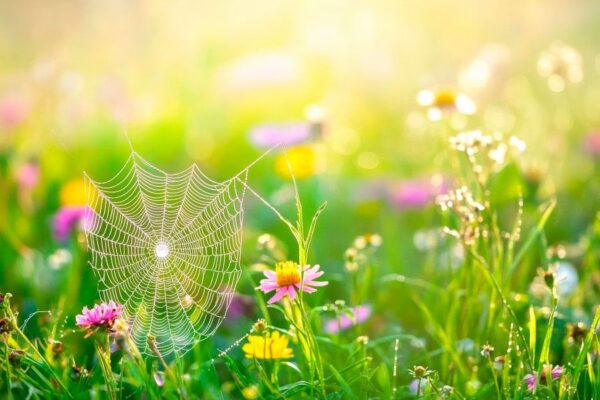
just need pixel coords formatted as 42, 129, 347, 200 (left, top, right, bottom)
0, 0, 599, 336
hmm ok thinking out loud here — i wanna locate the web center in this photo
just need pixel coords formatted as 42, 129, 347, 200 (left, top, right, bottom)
155, 242, 170, 259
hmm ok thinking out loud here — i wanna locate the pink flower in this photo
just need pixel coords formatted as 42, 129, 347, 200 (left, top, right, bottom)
0, 94, 29, 130
324, 305, 372, 333
76, 301, 123, 329
389, 177, 449, 210
16, 162, 40, 191
583, 131, 600, 156
258, 261, 328, 304
249, 122, 313, 149
523, 365, 564, 391
52, 206, 92, 242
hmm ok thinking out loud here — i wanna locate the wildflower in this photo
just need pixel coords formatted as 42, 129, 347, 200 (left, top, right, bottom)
154, 371, 164, 387
224, 293, 254, 322
493, 355, 505, 371
440, 385, 454, 397
75, 301, 123, 330
409, 365, 433, 380
524, 364, 564, 391
537, 42, 582, 92
450, 130, 525, 170
242, 331, 293, 359
583, 131, 600, 156
566, 322, 588, 345
353, 234, 382, 249
249, 320, 267, 336
531, 262, 579, 298
344, 247, 359, 272
437, 186, 486, 245
389, 176, 449, 210
59, 179, 87, 206
274, 145, 323, 179
242, 385, 259, 399
52, 206, 90, 242
417, 87, 476, 121
249, 122, 314, 149
480, 343, 494, 357
16, 161, 40, 191
323, 305, 372, 334
0, 93, 29, 130
48, 248, 72, 270
257, 233, 276, 250
356, 335, 369, 345
258, 261, 328, 304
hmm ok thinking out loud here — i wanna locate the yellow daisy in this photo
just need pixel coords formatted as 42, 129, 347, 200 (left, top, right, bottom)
242, 331, 293, 360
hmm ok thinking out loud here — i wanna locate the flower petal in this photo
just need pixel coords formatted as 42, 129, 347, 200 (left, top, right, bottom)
267, 288, 287, 304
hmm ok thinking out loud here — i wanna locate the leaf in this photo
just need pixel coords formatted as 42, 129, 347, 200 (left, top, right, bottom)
528, 306, 536, 364
327, 364, 357, 400
489, 162, 523, 206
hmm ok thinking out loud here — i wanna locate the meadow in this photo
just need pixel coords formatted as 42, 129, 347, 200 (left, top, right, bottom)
0, 1, 599, 399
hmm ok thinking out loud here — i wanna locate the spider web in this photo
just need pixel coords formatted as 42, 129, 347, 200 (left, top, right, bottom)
84, 153, 247, 356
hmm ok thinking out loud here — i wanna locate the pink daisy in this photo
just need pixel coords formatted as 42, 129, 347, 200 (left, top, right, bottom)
258, 261, 328, 304
76, 301, 123, 329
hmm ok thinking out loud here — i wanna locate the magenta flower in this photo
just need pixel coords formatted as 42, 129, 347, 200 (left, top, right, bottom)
249, 123, 313, 149
52, 206, 91, 242
524, 365, 564, 391
258, 261, 328, 304
76, 301, 123, 329
324, 305, 372, 333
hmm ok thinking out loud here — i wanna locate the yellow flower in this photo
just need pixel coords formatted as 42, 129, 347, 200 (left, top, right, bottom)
60, 179, 87, 206
242, 331, 293, 359
274, 145, 322, 179
242, 385, 259, 399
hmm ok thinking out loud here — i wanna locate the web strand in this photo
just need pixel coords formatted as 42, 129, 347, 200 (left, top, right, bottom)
85, 153, 247, 356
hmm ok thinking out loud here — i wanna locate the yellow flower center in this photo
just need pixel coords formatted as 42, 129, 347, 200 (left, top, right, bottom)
434, 90, 457, 108
275, 261, 301, 287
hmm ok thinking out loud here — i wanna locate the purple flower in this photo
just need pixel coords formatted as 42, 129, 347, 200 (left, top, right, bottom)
76, 301, 123, 329
52, 206, 91, 242
389, 177, 449, 210
523, 365, 564, 391
224, 293, 254, 322
324, 305, 372, 333
583, 132, 600, 156
249, 123, 313, 149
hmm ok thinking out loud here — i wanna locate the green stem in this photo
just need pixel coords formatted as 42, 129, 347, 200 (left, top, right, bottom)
4, 304, 72, 398
488, 357, 501, 398
3, 336, 12, 400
